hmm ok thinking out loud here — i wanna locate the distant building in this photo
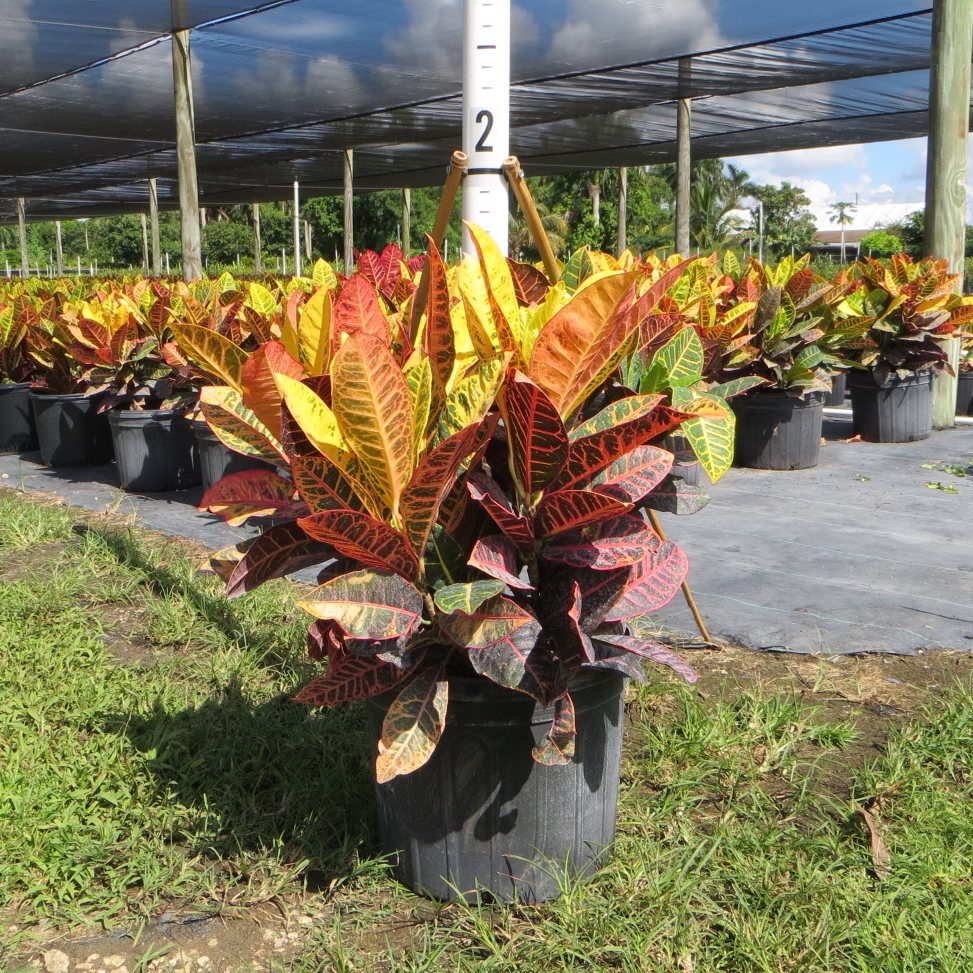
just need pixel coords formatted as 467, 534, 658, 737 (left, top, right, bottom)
810, 202, 922, 258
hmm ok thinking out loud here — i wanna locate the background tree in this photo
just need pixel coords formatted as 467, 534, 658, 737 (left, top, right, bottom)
828, 201, 856, 262
747, 182, 817, 260
859, 229, 903, 258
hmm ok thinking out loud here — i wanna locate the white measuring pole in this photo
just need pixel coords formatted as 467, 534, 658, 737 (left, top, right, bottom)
462, 0, 510, 256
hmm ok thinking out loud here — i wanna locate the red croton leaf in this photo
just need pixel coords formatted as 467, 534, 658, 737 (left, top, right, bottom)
226, 521, 335, 598
541, 513, 656, 570
593, 633, 698, 684
241, 340, 305, 442
508, 258, 550, 307
556, 406, 690, 490
466, 471, 535, 551
588, 445, 674, 502
291, 452, 365, 513
299, 509, 420, 582
535, 489, 631, 539
497, 369, 569, 500
294, 644, 412, 707
468, 534, 534, 590
307, 618, 344, 661
399, 422, 480, 557
540, 581, 594, 668
199, 469, 302, 525
332, 274, 390, 355
604, 541, 690, 621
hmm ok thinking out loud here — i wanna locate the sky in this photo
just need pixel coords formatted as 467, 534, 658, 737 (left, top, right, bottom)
726, 137, 973, 232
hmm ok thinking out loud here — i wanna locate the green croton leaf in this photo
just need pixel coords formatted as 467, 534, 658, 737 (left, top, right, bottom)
375, 667, 449, 783
434, 579, 506, 615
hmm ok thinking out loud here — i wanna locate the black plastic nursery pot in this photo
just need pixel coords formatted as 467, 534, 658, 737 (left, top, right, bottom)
824, 370, 847, 407
194, 421, 274, 491
108, 409, 202, 492
848, 369, 933, 443
957, 371, 973, 417
731, 389, 825, 470
29, 392, 113, 468
366, 670, 626, 904
0, 382, 37, 452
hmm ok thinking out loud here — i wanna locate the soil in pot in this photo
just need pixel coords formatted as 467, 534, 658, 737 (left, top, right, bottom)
109, 409, 202, 492
0, 382, 37, 452
29, 392, 113, 468
731, 389, 825, 470
366, 670, 626, 904
194, 421, 275, 491
848, 370, 933, 443
957, 372, 973, 417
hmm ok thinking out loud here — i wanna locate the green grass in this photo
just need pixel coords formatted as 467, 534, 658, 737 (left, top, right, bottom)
1, 489, 972, 972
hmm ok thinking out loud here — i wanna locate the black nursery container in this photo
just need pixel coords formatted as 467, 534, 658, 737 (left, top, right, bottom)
957, 372, 973, 417
824, 370, 847, 407
0, 382, 37, 452
848, 370, 933, 443
366, 670, 626, 903
29, 392, 113, 467
731, 389, 825, 470
194, 421, 274, 491
108, 409, 201, 492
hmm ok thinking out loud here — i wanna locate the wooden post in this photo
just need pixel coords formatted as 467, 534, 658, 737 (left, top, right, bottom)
55, 220, 64, 276
292, 180, 302, 277
148, 178, 161, 275
171, 27, 202, 281
17, 198, 28, 276
343, 149, 354, 272
925, 0, 973, 428
252, 203, 263, 274
675, 59, 692, 258
503, 156, 560, 282
617, 166, 628, 257
140, 213, 150, 274
402, 188, 412, 257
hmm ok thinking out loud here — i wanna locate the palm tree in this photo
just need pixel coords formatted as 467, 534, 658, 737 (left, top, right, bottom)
829, 201, 856, 262
508, 201, 568, 262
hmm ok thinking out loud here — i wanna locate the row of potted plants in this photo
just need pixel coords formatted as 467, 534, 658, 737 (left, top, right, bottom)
3, 249, 970, 483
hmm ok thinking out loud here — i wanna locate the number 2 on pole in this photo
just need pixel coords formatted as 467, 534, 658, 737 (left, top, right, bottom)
474, 110, 494, 152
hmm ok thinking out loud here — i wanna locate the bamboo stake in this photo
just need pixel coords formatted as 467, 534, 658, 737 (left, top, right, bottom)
502, 156, 560, 283
409, 150, 468, 341
645, 507, 713, 645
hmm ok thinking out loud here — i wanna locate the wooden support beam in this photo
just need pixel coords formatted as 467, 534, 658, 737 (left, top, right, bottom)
148, 178, 161, 276
675, 59, 692, 258
402, 188, 412, 257
171, 27, 202, 281
252, 203, 263, 274
926, 0, 973, 428
503, 156, 560, 282
140, 214, 150, 275
343, 149, 354, 273
55, 221, 64, 277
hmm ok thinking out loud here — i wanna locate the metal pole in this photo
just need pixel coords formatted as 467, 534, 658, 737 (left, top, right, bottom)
148, 177, 161, 275
343, 149, 354, 272
402, 187, 412, 257
252, 203, 262, 274
17, 198, 28, 276
292, 179, 302, 277
462, 0, 510, 255
675, 59, 692, 257
925, 0, 973, 428
171, 27, 202, 280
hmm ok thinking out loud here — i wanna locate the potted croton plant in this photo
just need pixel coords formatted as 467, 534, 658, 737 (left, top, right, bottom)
837, 254, 973, 441
197, 227, 723, 902
0, 296, 40, 452
685, 253, 861, 470
53, 282, 202, 490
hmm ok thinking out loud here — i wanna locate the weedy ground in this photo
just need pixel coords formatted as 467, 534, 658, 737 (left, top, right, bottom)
1, 487, 971, 973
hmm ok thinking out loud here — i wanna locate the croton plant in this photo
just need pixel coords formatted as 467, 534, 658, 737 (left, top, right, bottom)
195, 227, 726, 782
